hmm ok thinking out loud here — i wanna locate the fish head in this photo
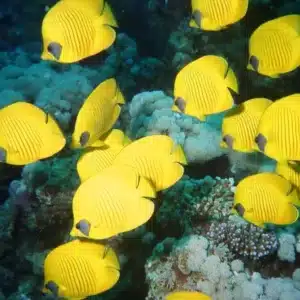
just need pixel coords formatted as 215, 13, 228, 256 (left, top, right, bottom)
75, 219, 91, 236
43, 280, 60, 297
41, 13, 66, 62
254, 133, 267, 153
79, 131, 91, 147
174, 97, 186, 113
190, 9, 202, 28
70, 131, 91, 149
220, 134, 234, 149
0, 147, 7, 163
247, 55, 259, 72
41, 7, 80, 63
233, 203, 245, 217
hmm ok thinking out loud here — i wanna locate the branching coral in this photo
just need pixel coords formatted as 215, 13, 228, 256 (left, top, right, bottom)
207, 221, 278, 260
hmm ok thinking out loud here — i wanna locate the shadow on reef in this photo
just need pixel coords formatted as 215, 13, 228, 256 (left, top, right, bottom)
0, 165, 22, 205
184, 155, 231, 179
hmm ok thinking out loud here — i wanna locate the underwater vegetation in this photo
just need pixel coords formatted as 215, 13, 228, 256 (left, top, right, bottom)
1, 0, 300, 299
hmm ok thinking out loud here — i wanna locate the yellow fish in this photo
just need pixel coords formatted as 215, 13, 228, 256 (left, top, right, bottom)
248, 14, 300, 78
41, 0, 118, 63
254, 94, 300, 162
43, 239, 120, 299
190, 0, 248, 31
0, 102, 65, 165
113, 135, 187, 191
276, 161, 300, 188
221, 98, 272, 152
71, 164, 156, 240
166, 291, 212, 300
173, 55, 238, 121
71, 78, 125, 149
232, 172, 300, 227
77, 129, 131, 182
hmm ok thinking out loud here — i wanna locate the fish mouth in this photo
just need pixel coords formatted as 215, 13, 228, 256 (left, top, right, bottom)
233, 203, 245, 217
47, 42, 62, 60
254, 133, 266, 152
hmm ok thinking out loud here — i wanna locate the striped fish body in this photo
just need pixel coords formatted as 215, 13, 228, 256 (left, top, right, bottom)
166, 291, 212, 300
221, 98, 272, 152
256, 94, 300, 162
0, 102, 65, 165
175, 68, 233, 120
71, 165, 155, 239
276, 162, 300, 188
41, 0, 118, 63
234, 173, 299, 226
77, 129, 131, 182
190, 0, 248, 31
71, 78, 125, 149
249, 15, 300, 77
113, 135, 187, 191
77, 145, 124, 182
174, 55, 237, 121
43, 239, 120, 298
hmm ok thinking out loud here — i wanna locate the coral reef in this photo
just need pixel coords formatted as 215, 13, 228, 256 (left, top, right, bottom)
207, 221, 278, 260
146, 235, 300, 300
157, 175, 234, 234
123, 90, 226, 163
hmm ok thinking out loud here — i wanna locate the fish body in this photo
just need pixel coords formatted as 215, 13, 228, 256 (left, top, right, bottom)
190, 0, 248, 31
248, 15, 300, 77
173, 55, 238, 121
166, 291, 212, 300
71, 165, 156, 239
71, 78, 125, 149
41, 0, 118, 63
113, 135, 187, 191
254, 94, 300, 162
221, 98, 272, 152
77, 129, 131, 182
276, 161, 300, 188
233, 172, 300, 227
0, 102, 65, 165
43, 239, 120, 299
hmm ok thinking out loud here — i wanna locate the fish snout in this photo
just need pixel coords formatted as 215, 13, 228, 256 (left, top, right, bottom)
249, 55, 259, 72
255, 133, 266, 152
233, 203, 245, 217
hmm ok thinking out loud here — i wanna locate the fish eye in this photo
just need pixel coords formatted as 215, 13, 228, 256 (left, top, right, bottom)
222, 136, 227, 142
